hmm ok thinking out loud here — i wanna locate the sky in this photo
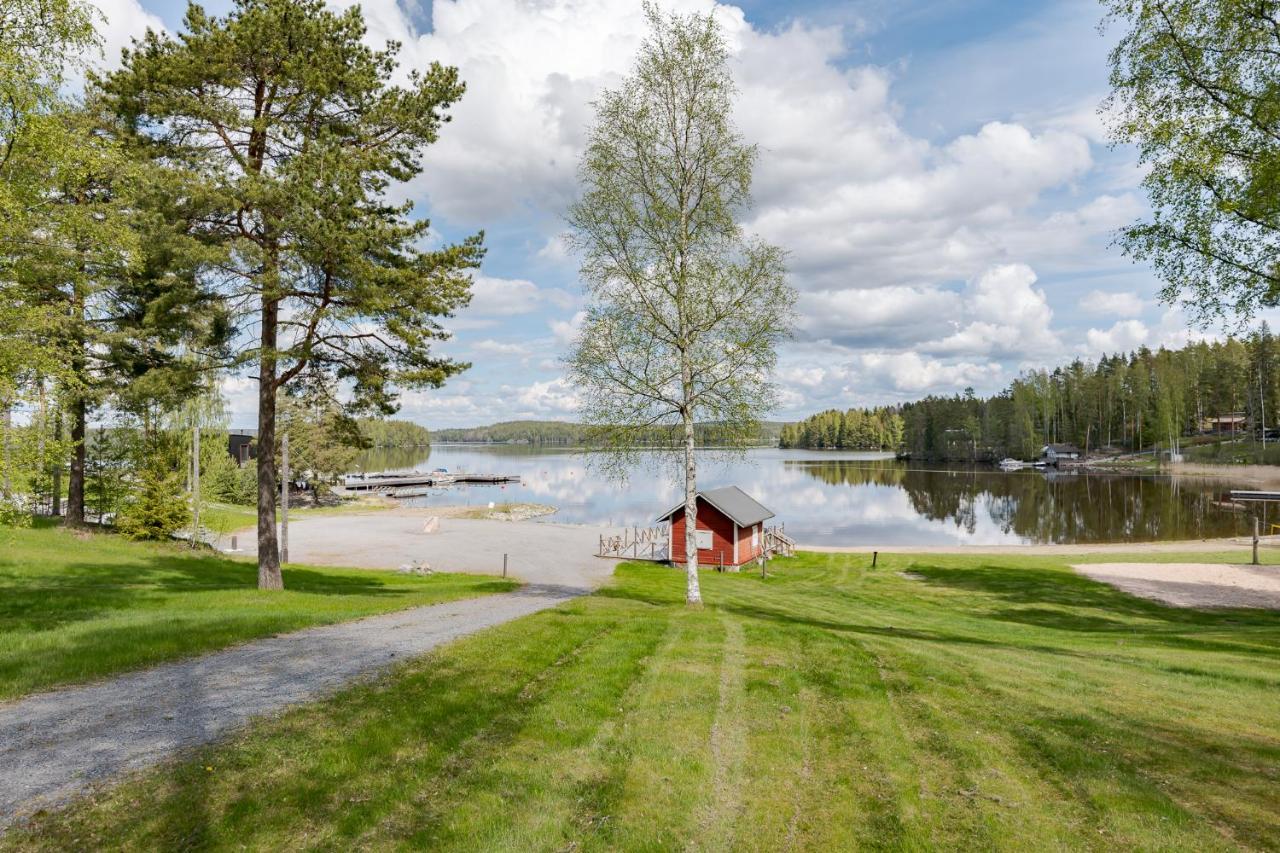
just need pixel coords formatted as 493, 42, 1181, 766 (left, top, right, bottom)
87, 0, 1229, 429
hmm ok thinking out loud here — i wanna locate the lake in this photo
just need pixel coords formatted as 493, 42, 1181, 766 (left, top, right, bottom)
354, 445, 1268, 546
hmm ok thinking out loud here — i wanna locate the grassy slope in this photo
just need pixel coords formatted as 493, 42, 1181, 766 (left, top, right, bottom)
0, 521, 516, 701
10, 551, 1279, 850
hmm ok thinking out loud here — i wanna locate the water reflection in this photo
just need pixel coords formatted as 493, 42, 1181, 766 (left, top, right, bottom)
354, 446, 1264, 546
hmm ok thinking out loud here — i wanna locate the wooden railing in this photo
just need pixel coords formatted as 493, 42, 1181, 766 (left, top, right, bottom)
763, 524, 795, 558
598, 525, 669, 560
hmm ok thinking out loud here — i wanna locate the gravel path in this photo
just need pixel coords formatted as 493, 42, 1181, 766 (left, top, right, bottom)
0, 514, 618, 829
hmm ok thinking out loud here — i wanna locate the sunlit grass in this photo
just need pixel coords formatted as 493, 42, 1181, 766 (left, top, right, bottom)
11, 550, 1279, 849
0, 520, 516, 700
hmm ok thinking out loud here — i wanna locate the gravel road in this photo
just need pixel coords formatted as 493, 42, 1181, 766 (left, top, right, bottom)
0, 514, 618, 829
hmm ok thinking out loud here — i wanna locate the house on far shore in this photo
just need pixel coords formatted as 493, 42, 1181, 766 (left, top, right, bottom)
1041, 443, 1082, 463
657, 486, 775, 571
228, 429, 257, 466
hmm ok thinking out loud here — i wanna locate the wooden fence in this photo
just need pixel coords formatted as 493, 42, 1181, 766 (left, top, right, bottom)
598, 525, 669, 560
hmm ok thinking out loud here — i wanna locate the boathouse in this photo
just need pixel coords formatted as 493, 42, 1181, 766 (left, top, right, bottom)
656, 486, 775, 570
1040, 443, 1082, 463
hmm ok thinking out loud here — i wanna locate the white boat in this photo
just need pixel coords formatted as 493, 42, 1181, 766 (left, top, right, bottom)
998, 458, 1026, 470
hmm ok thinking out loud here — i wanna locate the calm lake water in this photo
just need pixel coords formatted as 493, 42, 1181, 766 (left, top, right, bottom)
353, 445, 1268, 546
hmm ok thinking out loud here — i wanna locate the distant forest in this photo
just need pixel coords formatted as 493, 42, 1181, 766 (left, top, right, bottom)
432, 420, 785, 446
357, 419, 431, 447
778, 407, 904, 450
779, 330, 1280, 461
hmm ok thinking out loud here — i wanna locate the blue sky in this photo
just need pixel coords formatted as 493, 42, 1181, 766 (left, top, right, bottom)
90, 0, 1216, 428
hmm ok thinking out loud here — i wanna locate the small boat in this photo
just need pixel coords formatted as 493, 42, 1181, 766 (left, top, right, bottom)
998, 458, 1026, 470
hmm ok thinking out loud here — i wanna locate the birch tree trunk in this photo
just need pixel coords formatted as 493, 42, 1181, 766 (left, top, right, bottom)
682, 397, 702, 605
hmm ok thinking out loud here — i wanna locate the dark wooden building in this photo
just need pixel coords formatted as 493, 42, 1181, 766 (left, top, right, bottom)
228, 429, 257, 466
657, 486, 775, 570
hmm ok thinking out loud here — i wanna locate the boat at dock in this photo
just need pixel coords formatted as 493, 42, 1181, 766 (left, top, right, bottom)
997, 458, 1047, 471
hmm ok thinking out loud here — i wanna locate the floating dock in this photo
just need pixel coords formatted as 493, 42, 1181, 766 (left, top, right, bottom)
344, 473, 520, 493
1229, 490, 1280, 502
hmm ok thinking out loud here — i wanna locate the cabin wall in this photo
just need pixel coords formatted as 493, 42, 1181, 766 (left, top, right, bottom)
736, 522, 762, 563
669, 500, 738, 566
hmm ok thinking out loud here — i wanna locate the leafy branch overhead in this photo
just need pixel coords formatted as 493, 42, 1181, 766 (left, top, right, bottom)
1105, 0, 1280, 322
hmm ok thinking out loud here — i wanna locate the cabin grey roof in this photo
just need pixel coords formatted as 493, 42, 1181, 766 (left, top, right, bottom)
656, 486, 775, 527
1043, 443, 1081, 454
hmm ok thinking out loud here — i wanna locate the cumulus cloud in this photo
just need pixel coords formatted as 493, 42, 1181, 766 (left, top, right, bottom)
85, 0, 166, 73
466, 275, 573, 317
919, 264, 1061, 359
471, 339, 529, 357
1080, 289, 1144, 317
514, 377, 580, 414
549, 310, 586, 346
1085, 319, 1149, 354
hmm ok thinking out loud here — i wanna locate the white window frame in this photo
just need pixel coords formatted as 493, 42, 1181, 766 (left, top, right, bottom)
695, 529, 713, 550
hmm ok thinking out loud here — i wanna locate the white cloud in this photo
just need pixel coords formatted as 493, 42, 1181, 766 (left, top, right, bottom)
549, 310, 585, 346
462, 275, 576, 320
798, 286, 961, 348
855, 351, 1001, 394
513, 377, 580, 414
471, 339, 529, 357
1085, 319, 1148, 355
923, 264, 1061, 359
86, 0, 166, 72
1080, 289, 1144, 317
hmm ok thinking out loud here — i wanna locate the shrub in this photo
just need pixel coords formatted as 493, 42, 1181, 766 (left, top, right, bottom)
117, 463, 191, 541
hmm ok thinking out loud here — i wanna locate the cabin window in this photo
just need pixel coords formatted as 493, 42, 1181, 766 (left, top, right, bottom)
696, 529, 712, 549
752, 525, 759, 549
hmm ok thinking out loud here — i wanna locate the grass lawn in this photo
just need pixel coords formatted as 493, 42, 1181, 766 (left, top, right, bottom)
9, 550, 1279, 850
0, 520, 516, 701
198, 498, 393, 542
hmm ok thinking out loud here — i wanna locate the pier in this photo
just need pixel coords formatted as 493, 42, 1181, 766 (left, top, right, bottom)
343, 472, 521, 494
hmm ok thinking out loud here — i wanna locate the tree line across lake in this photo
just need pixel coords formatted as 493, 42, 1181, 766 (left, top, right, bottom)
778, 330, 1280, 462
433, 420, 785, 446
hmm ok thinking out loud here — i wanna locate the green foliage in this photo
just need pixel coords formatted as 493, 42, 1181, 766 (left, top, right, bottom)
100, 0, 484, 583
116, 460, 190, 541
1104, 0, 1280, 320
278, 392, 368, 492
205, 447, 256, 506
565, 4, 796, 468
357, 418, 431, 448
778, 407, 904, 450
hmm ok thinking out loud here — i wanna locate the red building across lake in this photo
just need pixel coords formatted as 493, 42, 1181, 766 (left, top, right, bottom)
657, 486, 775, 570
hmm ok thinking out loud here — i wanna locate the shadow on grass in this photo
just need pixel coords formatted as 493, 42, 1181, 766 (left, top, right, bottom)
0, 544, 429, 635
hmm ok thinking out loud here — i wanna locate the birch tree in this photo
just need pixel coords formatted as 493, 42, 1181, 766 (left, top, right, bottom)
565, 4, 795, 605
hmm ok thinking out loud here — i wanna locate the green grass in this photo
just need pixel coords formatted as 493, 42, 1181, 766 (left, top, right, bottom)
10, 550, 1279, 850
198, 498, 391, 539
0, 520, 516, 701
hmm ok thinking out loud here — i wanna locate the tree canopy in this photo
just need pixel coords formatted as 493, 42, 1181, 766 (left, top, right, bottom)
100, 0, 483, 587
1105, 0, 1280, 320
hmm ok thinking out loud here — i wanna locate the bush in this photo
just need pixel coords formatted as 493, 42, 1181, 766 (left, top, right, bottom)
117, 463, 190, 541
206, 453, 256, 505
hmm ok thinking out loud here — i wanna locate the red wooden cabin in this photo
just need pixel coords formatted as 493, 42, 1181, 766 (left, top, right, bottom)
657, 486, 775, 570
